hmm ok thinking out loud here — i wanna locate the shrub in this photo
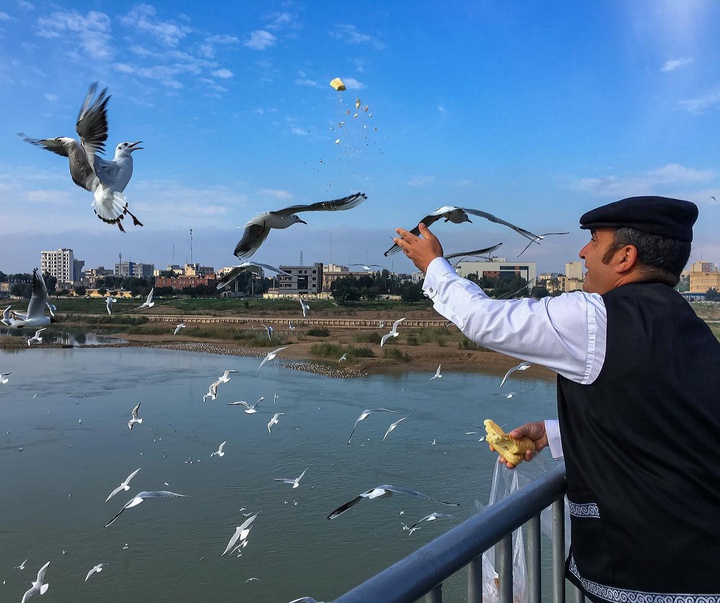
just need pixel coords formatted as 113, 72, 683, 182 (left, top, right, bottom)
307, 327, 330, 337
354, 332, 381, 344
383, 348, 410, 362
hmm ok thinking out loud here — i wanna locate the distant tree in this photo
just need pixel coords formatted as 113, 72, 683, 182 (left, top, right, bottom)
399, 282, 424, 303
43, 273, 57, 294
706, 288, 720, 301
154, 286, 174, 297
73, 286, 87, 297
159, 270, 176, 278
0, 271, 7, 282
97, 287, 107, 296
58, 289, 70, 297
331, 277, 361, 304
10, 283, 32, 298
530, 286, 549, 299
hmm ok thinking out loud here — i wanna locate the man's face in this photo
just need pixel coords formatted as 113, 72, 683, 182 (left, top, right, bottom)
579, 227, 618, 294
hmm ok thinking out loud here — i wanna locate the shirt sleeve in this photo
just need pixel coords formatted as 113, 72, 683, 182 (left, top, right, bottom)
544, 419, 564, 459
423, 257, 606, 384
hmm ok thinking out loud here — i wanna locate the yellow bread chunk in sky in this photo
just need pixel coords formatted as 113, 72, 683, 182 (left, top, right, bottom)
330, 78, 346, 91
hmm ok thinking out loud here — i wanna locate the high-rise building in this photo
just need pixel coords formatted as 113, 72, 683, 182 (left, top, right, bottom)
41, 248, 84, 287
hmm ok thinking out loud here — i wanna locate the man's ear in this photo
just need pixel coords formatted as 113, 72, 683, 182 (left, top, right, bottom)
615, 244, 639, 274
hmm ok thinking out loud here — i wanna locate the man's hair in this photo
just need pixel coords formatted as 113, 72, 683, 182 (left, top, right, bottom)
601, 227, 691, 286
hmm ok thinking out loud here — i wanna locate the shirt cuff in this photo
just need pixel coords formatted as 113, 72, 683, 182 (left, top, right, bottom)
544, 419, 564, 459
422, 257, 455, 299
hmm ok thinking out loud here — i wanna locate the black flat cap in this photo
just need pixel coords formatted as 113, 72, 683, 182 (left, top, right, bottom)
579, 196, 698, 242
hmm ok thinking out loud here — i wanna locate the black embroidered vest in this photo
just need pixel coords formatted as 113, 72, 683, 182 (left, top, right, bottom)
558, 283, 720, 601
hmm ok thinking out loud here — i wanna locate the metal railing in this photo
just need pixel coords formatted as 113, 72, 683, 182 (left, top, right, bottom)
331, 462, 577, 603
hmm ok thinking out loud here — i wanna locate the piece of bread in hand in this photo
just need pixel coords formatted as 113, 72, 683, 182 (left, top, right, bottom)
484, 419, 536, 466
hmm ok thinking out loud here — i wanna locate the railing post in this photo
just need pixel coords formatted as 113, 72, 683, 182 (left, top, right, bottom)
496, 533, 513, 603
467, 555, 482, 603
424, 584, 442, 603
527, 514, 542, 603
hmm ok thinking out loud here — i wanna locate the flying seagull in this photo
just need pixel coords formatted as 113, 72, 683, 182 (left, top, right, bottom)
233, 192, 367, 260
14, 559, 27, 570
105, 467, 141, 502
105, 490, 186, 527
6, 269, 56, 329
27, 328, 46, 346
211, 441, 227, 457
216, 369, 238, 383
408, 512, 455, 531
288, 321, 296, 331
19, 82, 143, 232
136, 289, 154, 310
1, 305, 13, 325
258, 346, 289, 371
84, 563, 109, 582
429, 364, 442, 381
217, 262, 291, 290
338, 353, 348, 362
173, 323, 186, 335
382, 415, 411, 441
267, 412, 285, 434
444, 243, 503, 264
261, 323, 273, 340
380, 318, 406, 347
203, 381, 220, 402
275, 467, 308, 489
0, 372, 11, 384
328, 485, 459, 519
228, 397, 264, 414
384, 206, 567, 256
20, 561, 50, 603
347, 408, 397, 444
350, 263, 384, 271
299, 297, 310, 317
105, 296, 117, 315
127, 402, 143, 430
221, 511, 260, 557
499, 362, 532, 388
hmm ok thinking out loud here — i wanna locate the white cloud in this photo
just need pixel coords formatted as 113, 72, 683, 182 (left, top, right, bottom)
661, 57, 692, 72
36, 10, 113, 60
119, 4, 190, 47
244, 30, 276, 50
265, 12, 296, 30
407, 175, 436, 187
341, 77, 364, 91
290, 127, 309, 136
258, 188, 293, 201
678, 88, 720, 112
294, 71, 321, 87
330, 24, 385, 50
0, 11, 12, 21
211, 68, 233, 79
17, 1, 34, 10
43, 93, 57, 102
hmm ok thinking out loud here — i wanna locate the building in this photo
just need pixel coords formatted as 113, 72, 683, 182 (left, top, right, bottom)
454, 258, 537, 285
321, 263, 376, 292
154, 273, 217, 290
83, 266, 114, 288
41, 248, 84, 287
689, 260, 720, 294
275, 263, 323, 296
115, 261, 155, 279
561, 260, 584, 292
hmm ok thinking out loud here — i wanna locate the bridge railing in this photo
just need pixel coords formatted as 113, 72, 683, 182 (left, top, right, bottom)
331, 462, 580, 603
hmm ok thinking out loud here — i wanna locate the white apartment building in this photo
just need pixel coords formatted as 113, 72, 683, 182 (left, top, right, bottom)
40, 248, 84, 287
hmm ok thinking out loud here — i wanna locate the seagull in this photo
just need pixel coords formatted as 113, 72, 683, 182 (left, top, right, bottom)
338, 353, 348, 362
288, 321, 296, 331
105, 490, 186, 527
275, 467, 308, 489
347, 408, 397, 444
211, 441, 227, 457
45, 302, 57, 318
202, 381, 220, 402
258, 346, 289, 371
217, 262, 291, 290
228, 397, 264, 414
216, 369, 238, 384
299, 297, 310, 317
261, 323, 274, 340
385, 206, 567, 256
350, 263, 384, 271
1, 305, 13, 325
173, 323, 186, 335
429, 364, 442, 381
136, 288, 154, 310
382, 415, 411, 441
328, 485, 459, 519
127, 402, 143, 430
27, 328, 47, 346
20, 82, 143, 232
267, 413, 285, 434
105, 296, 117, 315
408, 512, 455, 531
20, 561, 50, 603
245, 577, 260, 583
444, 243, 503, 264
14, 559, 27, 570
233, 192, 367, 260
465, 431, 486, 442
6, 269, 55, 329
288, 598, 325, 603
84, 563, 108, 582
499, 361, 532, 388
221, 511, 260, 557
105, 467, 141, 502
380, 318, 406, 347
0, 372, 12, 384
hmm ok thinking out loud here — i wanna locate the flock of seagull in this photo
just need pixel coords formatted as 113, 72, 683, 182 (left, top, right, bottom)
4, 80, 558, 602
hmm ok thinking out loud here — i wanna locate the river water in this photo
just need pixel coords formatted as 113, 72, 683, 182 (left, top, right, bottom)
0, 344, 558, 602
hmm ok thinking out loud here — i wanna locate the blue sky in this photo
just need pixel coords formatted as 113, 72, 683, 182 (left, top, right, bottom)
1, 0, 719, 275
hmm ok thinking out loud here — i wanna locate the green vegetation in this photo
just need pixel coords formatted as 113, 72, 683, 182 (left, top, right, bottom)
353, 332, 382, 344
310, 343, 375, 359
383, 348, 410, 362
306, 327, 330, 337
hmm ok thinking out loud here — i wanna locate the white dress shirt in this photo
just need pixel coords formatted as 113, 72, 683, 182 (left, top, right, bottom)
423, 257, 609, 459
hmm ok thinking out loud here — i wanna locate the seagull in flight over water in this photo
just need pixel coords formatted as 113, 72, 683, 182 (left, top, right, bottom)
27, 328, 46, 346
221, 512, 260, 557
127, 402, 143, 430
105, 467, 141, 502
382, 416, 411, 441
233, 192, 367, 260
85, 563, 109, 582
275, 467, 308, 489
19, 82, 143, 232
173, 323, 186, 335
136, 289, 154, 310
499, 362, 532, 388
228, 397, 264, 414
258, 346, 289, 371
429, 364, 442, 381
0, 372, 11, 384
327, 485, 459, 519
385, 206, 567, 257
105, 490, 186, 527
20, 561, 50, 603
6, 269, 56, 329
380, 318, 406, 347
211, 441, 227, 457
267, 413, 285, 434
347, 408, 397, 444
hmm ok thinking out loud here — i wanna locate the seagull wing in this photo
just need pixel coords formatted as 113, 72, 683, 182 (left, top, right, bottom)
85, 567, 97, 582
131, 402, 141, 419
462, 207, 541, 243
234, 222, 271, 260
26, 269, 49, 318
383, 207, 458, 256
221, 526, 243, 556
277, 192, 367, 216
227, 400, 251, 410
444, 242, 503, 261
499, 362, 531, 388
391, 317, 406, 333
105, 484, 125, 503
381, 484, 460, 506
327, 494, 365, 519
75, 82, 110, 158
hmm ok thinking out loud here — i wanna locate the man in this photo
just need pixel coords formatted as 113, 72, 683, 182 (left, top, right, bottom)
394, 196, 720, 602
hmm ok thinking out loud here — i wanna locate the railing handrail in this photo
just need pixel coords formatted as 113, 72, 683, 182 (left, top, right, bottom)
331, 461, 567, 603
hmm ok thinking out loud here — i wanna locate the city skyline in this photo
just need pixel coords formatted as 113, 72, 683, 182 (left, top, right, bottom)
1, 2, 719, 274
